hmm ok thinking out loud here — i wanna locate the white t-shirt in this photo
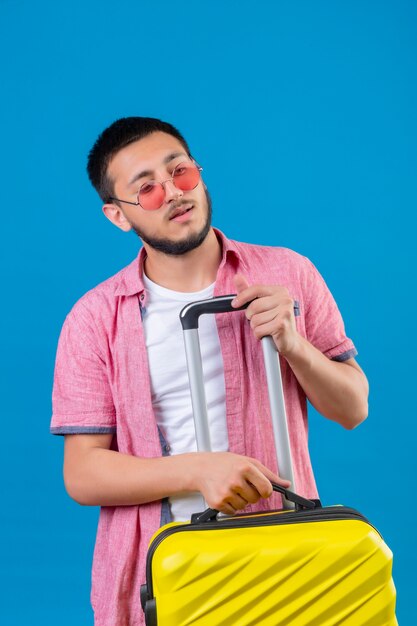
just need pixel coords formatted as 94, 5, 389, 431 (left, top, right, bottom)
142, 273, 229, 521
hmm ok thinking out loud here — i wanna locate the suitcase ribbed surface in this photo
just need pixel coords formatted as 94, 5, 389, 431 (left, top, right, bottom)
147, 515, 397, 625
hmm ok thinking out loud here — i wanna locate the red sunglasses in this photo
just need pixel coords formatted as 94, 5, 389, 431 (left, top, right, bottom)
109, 160, 203, 211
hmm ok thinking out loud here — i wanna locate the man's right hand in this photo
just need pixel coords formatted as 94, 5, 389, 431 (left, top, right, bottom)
190, 451, 291, 515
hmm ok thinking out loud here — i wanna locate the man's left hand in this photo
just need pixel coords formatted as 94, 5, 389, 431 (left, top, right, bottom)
231, 274, 300, 358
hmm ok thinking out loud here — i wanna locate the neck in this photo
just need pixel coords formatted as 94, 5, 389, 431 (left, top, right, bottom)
143, 228, 222, 292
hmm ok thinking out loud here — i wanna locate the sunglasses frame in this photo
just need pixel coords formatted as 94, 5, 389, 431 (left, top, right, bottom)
108, 159, 203, 210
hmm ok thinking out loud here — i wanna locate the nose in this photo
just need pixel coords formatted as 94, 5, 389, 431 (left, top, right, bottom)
163, 179, 183, 203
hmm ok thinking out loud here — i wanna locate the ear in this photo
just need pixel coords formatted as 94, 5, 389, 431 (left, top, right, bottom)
102, 202, 132, 232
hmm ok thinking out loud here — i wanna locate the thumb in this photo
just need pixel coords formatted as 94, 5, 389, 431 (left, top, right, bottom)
233, 273, 250, 294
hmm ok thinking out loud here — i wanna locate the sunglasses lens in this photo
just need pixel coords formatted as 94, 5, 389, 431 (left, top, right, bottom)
139, 182, 165, 211
138, 162, 201, 210
173, 163, 201, 191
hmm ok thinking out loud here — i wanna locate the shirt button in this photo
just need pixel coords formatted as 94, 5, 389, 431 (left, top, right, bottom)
140, 293, 145, 301
164, 444, 171, 453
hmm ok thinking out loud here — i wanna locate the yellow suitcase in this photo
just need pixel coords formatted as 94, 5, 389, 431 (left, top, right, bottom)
141, 296, 397, 625
142, 500, 397, 625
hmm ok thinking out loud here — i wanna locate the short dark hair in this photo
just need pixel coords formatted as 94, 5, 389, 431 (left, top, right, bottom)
86, 117, 191, 202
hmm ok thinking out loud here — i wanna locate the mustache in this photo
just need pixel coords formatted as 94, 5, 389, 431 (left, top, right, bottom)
168, 200, 194, 219
170, 199, 194, 209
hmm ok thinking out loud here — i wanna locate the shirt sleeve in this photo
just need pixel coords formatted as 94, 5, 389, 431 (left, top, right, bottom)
302, 258, 358, 362
50, 303, 116, 435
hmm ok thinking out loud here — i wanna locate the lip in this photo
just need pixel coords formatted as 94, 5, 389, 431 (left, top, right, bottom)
169, 204, 194, 221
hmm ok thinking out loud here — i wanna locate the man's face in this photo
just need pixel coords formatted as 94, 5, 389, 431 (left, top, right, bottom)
105, 131, 212, 255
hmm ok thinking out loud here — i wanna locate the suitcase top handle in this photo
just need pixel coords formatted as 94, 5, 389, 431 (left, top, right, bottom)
192, 484, 319, 524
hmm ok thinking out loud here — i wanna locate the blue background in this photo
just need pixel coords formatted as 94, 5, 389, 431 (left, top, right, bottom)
1, 0, 415, 623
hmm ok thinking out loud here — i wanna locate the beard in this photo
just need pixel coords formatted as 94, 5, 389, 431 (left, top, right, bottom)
129, 188, 213, 256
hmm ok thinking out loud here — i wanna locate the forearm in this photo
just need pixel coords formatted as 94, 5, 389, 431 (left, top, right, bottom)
64, 445, 197, 507
63, 437, 287, 513
284, 335, 369, 429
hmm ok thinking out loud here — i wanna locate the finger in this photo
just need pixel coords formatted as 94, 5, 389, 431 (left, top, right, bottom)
253, 317, 295, 342
248, 308, 279, 329
232, 284, 276, 308
250, 459, 291, 488
271, 475, 292, 487
245, 295, 278, 318
246, 293, 294, 318
233, 273, 250, 294
244, 465, 275, 499
237, 482, 262, 504
228, 494, 249, 511
218, 502, 237, 516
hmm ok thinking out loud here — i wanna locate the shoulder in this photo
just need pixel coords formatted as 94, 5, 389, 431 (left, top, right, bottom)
65, 256, 140, 326
230, 238, 314, 280
227, 237, 332, 310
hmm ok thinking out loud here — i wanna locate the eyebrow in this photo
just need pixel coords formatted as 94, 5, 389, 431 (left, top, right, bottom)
127, 151, 188, 187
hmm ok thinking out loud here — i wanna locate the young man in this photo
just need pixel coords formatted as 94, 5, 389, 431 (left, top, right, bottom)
51, 117, 368, 626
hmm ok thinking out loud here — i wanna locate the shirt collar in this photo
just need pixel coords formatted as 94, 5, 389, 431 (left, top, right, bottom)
114, 227, 246, 297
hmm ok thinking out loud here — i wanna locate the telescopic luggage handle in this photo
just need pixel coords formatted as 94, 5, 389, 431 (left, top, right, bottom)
180, 295, 296, 510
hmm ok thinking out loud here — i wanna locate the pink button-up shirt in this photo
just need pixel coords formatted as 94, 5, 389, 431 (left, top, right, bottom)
51, 228, 356, 625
